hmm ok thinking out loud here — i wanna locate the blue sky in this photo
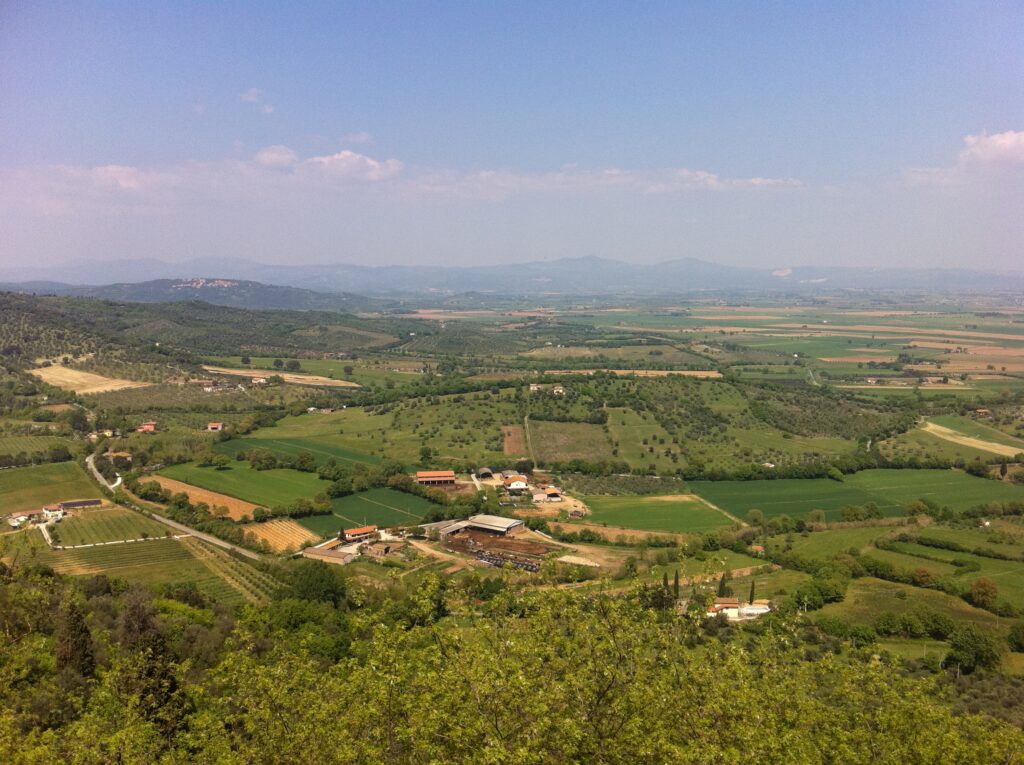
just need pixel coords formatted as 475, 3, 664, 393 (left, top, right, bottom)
1, 1, 1022, 272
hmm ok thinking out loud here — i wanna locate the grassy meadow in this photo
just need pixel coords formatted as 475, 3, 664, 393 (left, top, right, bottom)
691, 469, 1024, 523
159, 461, 327, 508
582, 494, 733, 534
0, 462, 99, 516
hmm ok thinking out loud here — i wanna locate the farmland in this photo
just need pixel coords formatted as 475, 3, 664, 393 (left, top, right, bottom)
0, 433, 72, 455
0, 529, 277, 607
159, 461, 326, 508
691, 469, 1024, 523
581, 494, 734, 534
29, 365, 151, 394
55, 506, 170, 546
148, 474, 264, 521
0, 461, 99, 516
243, 519, 320, 553
295, 488, 436, 536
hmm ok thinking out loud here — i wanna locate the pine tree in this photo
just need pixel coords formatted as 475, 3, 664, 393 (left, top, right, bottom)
55, 595, 94, 678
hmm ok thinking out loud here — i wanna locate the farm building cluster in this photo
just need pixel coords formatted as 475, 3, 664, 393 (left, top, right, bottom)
7, 498, 102, 528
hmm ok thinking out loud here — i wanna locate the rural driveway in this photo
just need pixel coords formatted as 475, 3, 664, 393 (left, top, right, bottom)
143, 511, 262, 561
85, 454, 122, 491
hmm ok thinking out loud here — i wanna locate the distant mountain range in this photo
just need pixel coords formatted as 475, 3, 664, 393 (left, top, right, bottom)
2, 256, 1022, 297
0, 277, 388, 313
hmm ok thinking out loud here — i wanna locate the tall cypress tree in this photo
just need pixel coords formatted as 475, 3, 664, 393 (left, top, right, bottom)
55, 595, 94, 678
749, 579, 756, 604
662, 571, 669, 591
673, 570, 680, 599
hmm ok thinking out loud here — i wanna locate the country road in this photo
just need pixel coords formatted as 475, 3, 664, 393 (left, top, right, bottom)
85, 454, 121, 491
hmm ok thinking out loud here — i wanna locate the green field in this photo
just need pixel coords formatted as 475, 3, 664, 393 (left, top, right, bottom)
691, 469, 1024, 522
0, 531, 275, 607
295, 488, 436, 535
819, 577, 1002, 632
782, 526, 899, 557
0, 434, 72, 455
55, 506, 170, 546
159, 461, 326, 507
0, 461, 99, 516
582, 494, 733, 534
929, 414, 1024, 451
216, 436, 380, 466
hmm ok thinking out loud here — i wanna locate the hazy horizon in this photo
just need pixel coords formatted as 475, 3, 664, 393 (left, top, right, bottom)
2, 2, 1022, 273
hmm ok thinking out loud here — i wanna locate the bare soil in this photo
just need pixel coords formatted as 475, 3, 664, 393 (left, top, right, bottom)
148, 476, 262, 521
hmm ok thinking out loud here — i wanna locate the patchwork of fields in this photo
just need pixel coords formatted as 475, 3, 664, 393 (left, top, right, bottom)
691, 469, 1024, 523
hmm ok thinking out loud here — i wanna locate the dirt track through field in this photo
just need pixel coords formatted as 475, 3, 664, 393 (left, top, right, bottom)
202, 365, 361, 388
921, 422, 1024, 458
148, 476, 262, 521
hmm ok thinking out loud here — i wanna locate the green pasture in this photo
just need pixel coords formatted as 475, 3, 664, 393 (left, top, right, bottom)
691, 469, 1024, 522
819, 578, 1002, 632
159, 461, 326, 507
583, 494, 733, 534
530, 421, 614, 464
0, 462, 99, 516
780, 526, 901, 557
296, 488, 435, 536
216, 436, 380, 466
884, 541, 1024, 608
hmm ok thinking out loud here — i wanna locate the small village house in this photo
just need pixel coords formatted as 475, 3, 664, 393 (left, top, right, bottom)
207, 422, 225, 432
136, 421, 158, 434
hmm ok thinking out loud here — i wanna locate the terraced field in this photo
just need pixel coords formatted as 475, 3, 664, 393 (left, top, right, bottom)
243, 519, 320, 553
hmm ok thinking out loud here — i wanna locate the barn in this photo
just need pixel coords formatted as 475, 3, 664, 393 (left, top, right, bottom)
415, 470, 457, 486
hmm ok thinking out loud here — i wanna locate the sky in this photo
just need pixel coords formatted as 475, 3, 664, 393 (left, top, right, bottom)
1, 1, 1022, 274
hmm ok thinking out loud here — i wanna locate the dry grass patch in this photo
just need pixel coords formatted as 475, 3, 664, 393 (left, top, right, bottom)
147, 476, 262, 521
244, 519, 319, 553
921, 422, 1024, 458
30, 366, 150, 394
202, 366, 360, 388
503, 425, 527, 456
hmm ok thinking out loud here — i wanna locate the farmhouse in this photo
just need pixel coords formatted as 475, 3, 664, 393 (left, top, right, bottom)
415, 470, 457, 486
207, 422, 225, 432
529, 384, 541, 393
41, 505, 64, 521
532, 491, 548, 503
476, 467, 494, 479
503, 475, 529, 492
706, 597, 773, 622
544, 487, 562, 501
343, 525, 378, 542
136, 421, 158, 433
551, 384, 565, 396
251, 377, 268, 385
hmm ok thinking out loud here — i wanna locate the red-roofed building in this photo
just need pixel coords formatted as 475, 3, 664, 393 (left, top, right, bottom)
207, 422, 224, 432
136, 421, 157, 433
343, 525, 378, 542
415, 470, 456, 486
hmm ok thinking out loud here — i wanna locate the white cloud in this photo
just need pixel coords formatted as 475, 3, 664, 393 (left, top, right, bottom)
960, 130, 1024, 166
905, 130, 1024, 186
253, 145, 299, 169
304, 150, 403, 181
239, 87, 275, 115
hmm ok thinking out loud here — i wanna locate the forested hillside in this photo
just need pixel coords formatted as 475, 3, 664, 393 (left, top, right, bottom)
0, 562, 1021, 764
